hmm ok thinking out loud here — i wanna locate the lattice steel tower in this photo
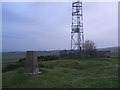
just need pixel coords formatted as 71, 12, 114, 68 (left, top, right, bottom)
71, 0, 84, 51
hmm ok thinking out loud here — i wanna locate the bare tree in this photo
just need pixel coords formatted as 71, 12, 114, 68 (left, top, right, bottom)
84, 40, 96, 57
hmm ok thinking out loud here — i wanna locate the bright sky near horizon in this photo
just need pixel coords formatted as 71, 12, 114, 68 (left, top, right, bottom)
2, 1, 118, 52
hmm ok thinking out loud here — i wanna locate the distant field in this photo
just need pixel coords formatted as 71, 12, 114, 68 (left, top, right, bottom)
3, 58, 118, 88
111, 52, 119, 58
2, 52, 119, 63
2, 51, 60, 63
2, 52, 26, 63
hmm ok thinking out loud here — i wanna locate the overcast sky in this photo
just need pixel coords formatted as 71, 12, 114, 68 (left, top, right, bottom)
2, 1, 118, 52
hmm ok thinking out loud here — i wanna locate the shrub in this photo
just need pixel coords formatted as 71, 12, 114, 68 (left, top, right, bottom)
37, 55, 59, 61
18, 55, 59, 62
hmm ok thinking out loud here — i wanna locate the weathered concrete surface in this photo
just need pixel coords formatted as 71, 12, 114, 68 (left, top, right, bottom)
24, 51, 39, 74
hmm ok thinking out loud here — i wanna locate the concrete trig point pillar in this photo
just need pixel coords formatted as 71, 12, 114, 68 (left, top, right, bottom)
24, 51, 41, 74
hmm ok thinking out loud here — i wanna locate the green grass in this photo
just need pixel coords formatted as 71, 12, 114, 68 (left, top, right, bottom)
2, 58, 118, 88
111, 52, 119, 57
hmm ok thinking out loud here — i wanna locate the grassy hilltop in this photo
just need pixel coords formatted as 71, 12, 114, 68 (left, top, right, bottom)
2, 52, 119, 88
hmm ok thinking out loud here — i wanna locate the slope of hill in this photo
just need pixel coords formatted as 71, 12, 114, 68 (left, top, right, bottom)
98, 46, 120, 52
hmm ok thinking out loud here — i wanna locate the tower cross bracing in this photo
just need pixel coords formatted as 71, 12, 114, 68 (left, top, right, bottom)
71, 0, 84, 51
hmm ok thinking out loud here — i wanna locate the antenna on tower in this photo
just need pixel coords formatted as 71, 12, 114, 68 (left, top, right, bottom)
71, 0, 84, 52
